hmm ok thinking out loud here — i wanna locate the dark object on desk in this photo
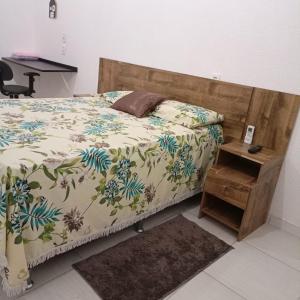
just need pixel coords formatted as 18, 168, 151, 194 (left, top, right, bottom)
248, 145, 263, 154
0, 60, 40, 98
2, 57, 77, 73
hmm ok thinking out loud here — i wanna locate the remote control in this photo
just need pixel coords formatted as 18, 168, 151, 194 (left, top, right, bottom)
244, 125, 255, 144
248, 145, 263, 154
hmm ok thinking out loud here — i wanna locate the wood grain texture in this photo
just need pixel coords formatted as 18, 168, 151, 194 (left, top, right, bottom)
200, 193, 243, 232
238, 157, 283, 240
98, 58, 300, 156
204, 171, 250, 209
220, 141, 280, 165
199, 142, 284, 240
244, 89, 300, 154
98, 58, 253, 142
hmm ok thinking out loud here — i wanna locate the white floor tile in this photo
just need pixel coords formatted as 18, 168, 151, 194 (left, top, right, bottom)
269, 215, 300, 239
245, 224, 300, 272
165, 272, 245, 300
19, 271, 99, 300
183, 209, 237, 245
184, 205, 201, 218
29, 248, 82, 290
206, 242, 300, 300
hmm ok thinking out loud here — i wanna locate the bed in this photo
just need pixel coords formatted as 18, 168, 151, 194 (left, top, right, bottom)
1, 58, 299, 297
0, 93, 223, 295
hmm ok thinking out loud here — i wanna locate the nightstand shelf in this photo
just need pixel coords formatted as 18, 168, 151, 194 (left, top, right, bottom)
201, 194, 243, 232
199, 141, 283, 240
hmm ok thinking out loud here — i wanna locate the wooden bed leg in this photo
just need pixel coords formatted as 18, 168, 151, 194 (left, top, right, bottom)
26, 271, 34, 291
134, 221, 144, 233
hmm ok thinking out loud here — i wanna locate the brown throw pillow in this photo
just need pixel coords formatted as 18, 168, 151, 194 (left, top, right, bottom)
111, 91, 166, 118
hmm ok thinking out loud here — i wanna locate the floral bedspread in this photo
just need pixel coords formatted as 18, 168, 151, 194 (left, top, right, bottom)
0, 96, 223, 296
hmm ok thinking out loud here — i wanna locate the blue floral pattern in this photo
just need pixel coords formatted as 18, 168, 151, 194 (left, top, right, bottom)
0, 128, 16, 148
101, 91, 133, 104
12, 179, 31, 205
0, 95, 223, 295
20, 121, 45, 131
152, 100, 224, 129
158, 135, 179, 156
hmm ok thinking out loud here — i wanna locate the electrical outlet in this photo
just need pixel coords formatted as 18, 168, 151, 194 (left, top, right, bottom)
212, 73, 221, 80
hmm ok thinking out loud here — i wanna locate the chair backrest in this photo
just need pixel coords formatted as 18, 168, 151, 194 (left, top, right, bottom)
0, 61, 13, 86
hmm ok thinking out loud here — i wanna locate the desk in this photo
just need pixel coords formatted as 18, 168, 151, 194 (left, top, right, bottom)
2, 57, 78, 73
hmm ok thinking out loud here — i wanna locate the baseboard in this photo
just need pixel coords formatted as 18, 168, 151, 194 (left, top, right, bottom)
269, 215, 300, 238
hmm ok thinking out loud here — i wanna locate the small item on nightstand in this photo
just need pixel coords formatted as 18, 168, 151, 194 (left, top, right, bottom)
244, 125, 255, 144
248, 145, 263, 154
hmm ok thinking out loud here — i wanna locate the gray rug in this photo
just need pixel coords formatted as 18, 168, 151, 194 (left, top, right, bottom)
73, 215, 233, 300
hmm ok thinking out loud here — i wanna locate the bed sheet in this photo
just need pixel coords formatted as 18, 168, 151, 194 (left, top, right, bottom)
0, 96, 223, 295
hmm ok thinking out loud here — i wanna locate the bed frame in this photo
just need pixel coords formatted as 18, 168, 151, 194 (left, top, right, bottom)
98, 58, 300, 155
18, 59, 300, 293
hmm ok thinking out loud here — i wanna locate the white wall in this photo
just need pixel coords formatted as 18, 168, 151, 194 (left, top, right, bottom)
271, 116, 300, 230
0, 0, 37, 58
33, 0, 300, 95
0, 0, 38, 88
1, 0, 300, 229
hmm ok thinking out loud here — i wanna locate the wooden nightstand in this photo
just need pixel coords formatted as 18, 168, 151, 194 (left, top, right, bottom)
199, 142, 283, 240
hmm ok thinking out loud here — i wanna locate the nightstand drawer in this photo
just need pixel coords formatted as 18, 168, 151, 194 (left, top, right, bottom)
204, 173, 251, 209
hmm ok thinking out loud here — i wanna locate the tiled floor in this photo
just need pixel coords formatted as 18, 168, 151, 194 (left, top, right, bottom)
1, 198, 300, 300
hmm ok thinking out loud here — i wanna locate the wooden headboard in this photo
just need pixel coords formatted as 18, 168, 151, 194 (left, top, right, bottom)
98, 58, 300, 154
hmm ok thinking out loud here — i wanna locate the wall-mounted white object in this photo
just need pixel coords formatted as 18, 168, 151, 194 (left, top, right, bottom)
49, 0, 57, 19
212, 73, 221, 80
244, 125, 255, 144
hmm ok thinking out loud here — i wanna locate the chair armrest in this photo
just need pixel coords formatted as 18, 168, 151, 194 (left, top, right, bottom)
24, 72, 40, 77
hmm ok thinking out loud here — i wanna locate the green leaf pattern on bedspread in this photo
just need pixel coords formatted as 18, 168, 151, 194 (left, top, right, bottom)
152, 99, 225, 130
0, 94, 223, 295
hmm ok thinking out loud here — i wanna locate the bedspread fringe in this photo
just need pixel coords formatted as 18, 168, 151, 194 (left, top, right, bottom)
1, 254, 28, 297
0, 254, 27, 297
2, 189, 200, 297
28, 189, 200, 268
1, 275, 28, 298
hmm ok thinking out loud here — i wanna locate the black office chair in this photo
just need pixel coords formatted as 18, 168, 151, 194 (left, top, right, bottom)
0, 60, 40, 98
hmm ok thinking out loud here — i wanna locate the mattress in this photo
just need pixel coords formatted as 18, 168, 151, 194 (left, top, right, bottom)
0, 96, 223, 295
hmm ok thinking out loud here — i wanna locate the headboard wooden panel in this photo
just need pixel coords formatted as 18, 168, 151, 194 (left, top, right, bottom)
244, 89, 300, 154
98, 58, 300, 154
99, 58, 253, 142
